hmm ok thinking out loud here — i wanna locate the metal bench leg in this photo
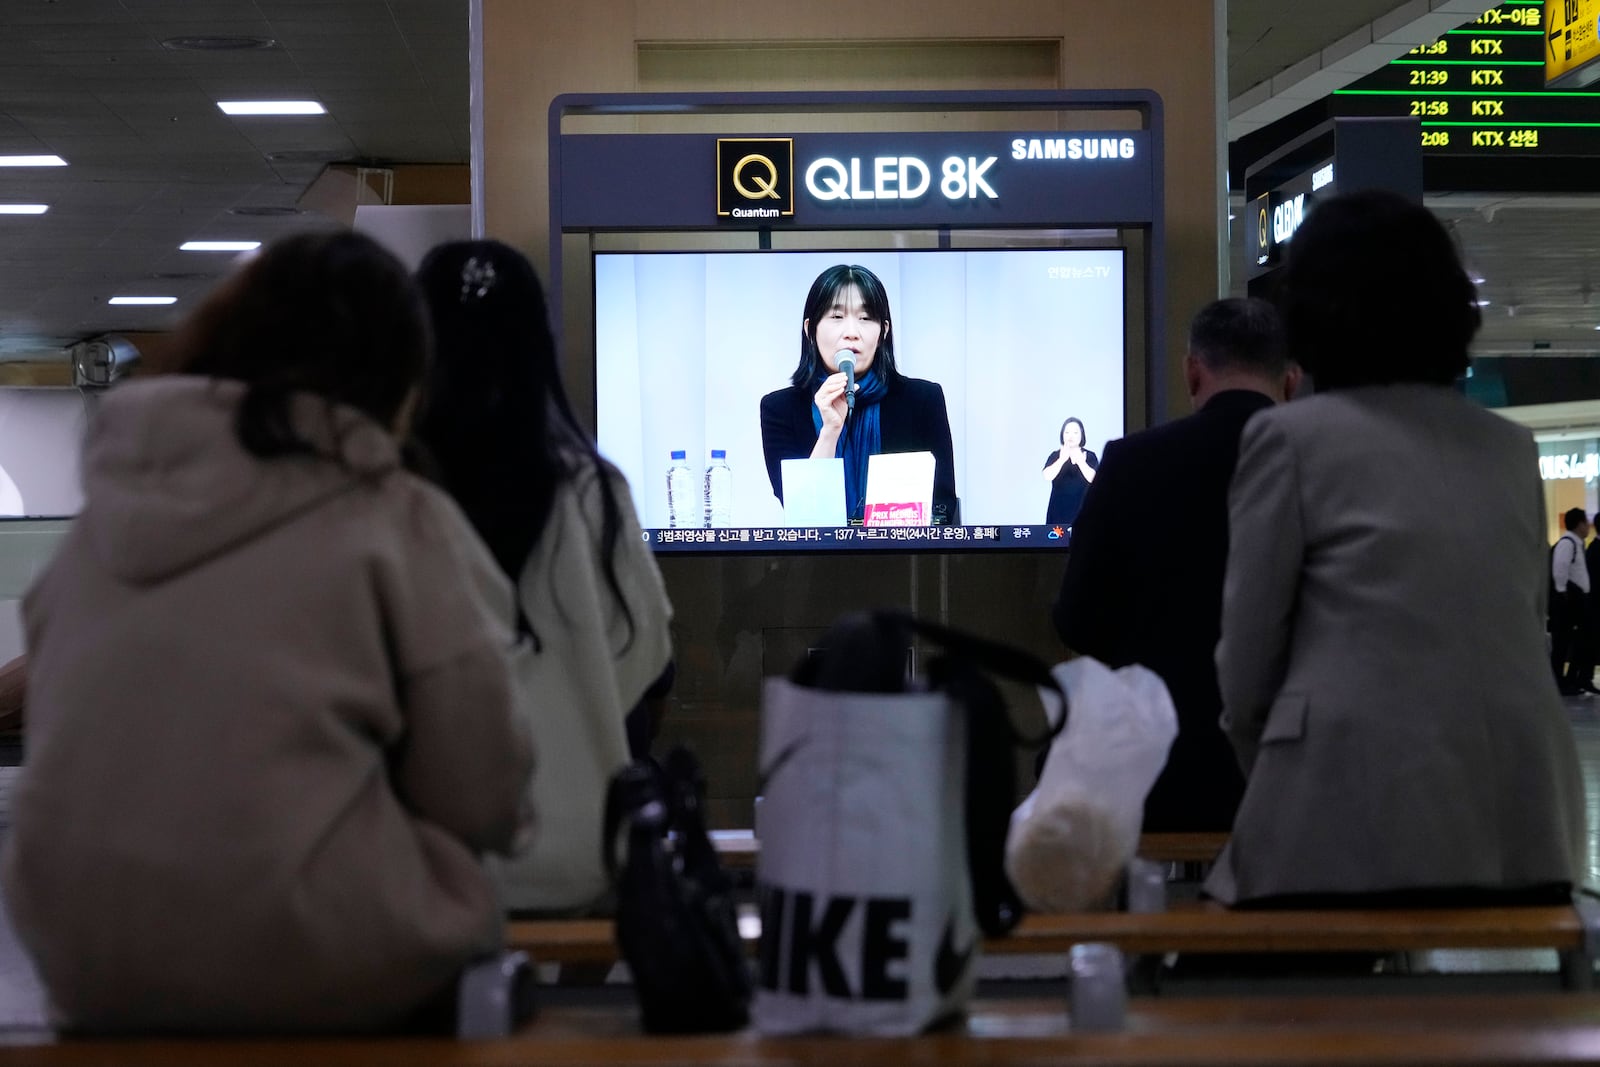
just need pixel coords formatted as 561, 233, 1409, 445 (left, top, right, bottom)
1560, 949, 1592, 990
457, 950, 536, 1038
1123, 857, 1167, 914
1109, 858, 1167, 997
1068, 943, 1128, 1033
1562, 893, 1600, 991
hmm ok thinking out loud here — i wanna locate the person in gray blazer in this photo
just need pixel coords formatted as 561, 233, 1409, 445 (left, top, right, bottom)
1206, 190, 1587, 906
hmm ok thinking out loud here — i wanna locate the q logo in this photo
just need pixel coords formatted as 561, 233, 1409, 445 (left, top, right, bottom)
1257, 207, 1269, 253
733, 154, 781, 200
717, 138, 794, 220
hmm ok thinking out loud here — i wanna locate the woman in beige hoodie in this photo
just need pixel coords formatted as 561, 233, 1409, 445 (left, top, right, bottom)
1, 232, 534, 1033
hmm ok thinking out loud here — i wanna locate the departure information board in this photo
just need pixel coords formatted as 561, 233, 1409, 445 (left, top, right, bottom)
1333, 0, 1600, 156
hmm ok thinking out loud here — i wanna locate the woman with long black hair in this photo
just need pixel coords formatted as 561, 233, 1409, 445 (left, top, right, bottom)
759, 263, 957, 523
415, 240, 673, 913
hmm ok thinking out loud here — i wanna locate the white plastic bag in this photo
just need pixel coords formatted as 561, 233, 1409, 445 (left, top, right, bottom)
1005, 658, 1177, 912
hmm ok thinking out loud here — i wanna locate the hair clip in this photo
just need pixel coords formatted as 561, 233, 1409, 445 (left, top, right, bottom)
459, 256, 498, 303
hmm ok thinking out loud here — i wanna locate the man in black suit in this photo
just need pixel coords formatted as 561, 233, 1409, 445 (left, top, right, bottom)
1552, 507, 1591, 695
1052, 297, 1298, 832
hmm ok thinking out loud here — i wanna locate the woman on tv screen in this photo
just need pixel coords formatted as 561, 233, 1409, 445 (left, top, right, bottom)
1041, 416, 1098, 526
759, 263, 957, 524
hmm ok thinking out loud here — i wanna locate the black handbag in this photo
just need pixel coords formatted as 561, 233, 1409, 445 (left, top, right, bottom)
603, 746, 752, 1033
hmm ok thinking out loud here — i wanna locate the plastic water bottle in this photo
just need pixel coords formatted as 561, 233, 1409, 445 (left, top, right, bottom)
703, 449, 732, 527
666, 450, 694, 529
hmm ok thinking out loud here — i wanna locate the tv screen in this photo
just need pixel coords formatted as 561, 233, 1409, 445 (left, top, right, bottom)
595, 248, 1126, 552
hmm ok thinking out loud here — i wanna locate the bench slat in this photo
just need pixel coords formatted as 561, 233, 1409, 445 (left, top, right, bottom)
1134, 832, 1228, 864
712, 832, 1231, 869
508, 902, 1586, 965
994, 903, 1586, 955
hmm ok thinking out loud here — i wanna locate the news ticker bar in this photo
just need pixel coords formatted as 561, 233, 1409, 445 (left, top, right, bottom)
644, 523, 1073, 552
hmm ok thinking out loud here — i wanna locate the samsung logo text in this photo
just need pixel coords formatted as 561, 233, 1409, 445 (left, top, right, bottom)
1010, 137, 1136, 161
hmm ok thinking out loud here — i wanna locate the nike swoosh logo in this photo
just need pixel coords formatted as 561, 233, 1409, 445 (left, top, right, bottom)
934, 915, 975, 996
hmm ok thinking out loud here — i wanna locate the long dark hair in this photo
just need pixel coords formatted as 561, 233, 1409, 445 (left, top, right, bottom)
413, 239, 635, 647
174, 231, 428, 458
789, 264, 902, 388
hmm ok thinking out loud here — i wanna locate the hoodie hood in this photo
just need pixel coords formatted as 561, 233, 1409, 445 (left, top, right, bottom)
81, 376, 401, 584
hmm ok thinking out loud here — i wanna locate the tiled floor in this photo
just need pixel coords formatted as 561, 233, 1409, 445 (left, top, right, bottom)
1565, 694, 1600, 889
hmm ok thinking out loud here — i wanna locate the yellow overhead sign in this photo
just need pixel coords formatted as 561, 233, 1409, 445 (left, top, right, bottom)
1547, 0, 1600, 87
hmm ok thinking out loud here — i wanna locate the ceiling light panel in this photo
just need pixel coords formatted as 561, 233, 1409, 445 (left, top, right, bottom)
217, 101, 326, 116
179, 241, 260, 252
0, 156, 67, 167
0, 205, 49, 215
108, 297, 177, 306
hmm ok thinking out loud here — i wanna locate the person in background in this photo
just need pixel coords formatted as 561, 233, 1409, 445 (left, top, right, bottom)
1209, 190, 1584, 906
1041, 417, 1098, 527
1551, 507, 1591, 696
3, 232, 533, 1033
1578, 511, 1600, 696
0, 654, 25, 735
414, 240, 674, 914
1052, 297, 1297, 832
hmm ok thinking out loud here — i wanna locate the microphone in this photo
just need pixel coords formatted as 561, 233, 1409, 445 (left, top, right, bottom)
838, 350, 857, 415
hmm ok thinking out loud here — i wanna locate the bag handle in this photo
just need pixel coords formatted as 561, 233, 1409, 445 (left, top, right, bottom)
896, 613, 1066, 937
602, 759, 663, 884
602, 749, 729, 890
792, 610, 1069, 744
660, 748, 729, 890
886, 611, 1068, 747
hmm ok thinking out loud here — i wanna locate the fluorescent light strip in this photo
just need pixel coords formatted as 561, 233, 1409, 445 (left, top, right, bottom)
217, 101, 325, 116
108, 296, 177, 306
0, 205, 48, 215
180, 240, 260, 252
0, 155, 66, 167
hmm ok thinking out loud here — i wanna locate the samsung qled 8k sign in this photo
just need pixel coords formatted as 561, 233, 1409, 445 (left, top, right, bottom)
794, 136, 1139, 206
707, 133, 1146, 226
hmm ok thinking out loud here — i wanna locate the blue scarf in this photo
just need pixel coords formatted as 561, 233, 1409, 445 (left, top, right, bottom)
810, 368, 888, 520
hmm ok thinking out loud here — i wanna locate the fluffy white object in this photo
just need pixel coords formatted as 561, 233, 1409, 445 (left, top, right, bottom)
1005, 657, 1178, 913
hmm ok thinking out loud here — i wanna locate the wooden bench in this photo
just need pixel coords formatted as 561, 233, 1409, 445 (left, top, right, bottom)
710, 831, 1230, 870
1135, 832, 1229, 865
508, 896, 1600, 987
999, 901, 1594, 956
7, 992, 1600, 1064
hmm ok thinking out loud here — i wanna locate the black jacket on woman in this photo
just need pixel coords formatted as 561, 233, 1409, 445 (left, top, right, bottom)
1043, 448, 1099, 526
759, 377, 958, 523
